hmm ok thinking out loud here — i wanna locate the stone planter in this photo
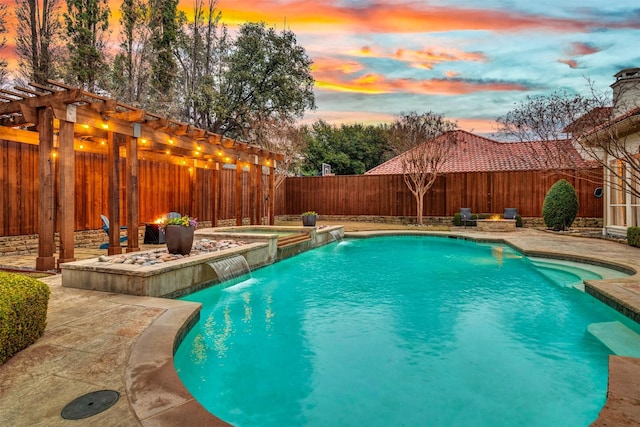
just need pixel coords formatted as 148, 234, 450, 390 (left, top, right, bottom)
302, 215, 317, 227
165, 225, 195, 255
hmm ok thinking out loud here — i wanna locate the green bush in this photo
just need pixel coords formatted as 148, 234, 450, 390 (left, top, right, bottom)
628, 227, 640, 247
453, 212, 478, 226
0, 272, 50, 365
542, 179, 579, 231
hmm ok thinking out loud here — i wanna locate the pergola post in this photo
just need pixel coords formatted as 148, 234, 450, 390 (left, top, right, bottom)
269, 165, 275, 225
235, 160, 243, 226
255, 165, 263, 225
125, 134, 139, 253
36, 106, 56, 271
107, 131, 122, 255
57, 118, 75, 267
211, 167, 218, 227
249, 163, 257, 225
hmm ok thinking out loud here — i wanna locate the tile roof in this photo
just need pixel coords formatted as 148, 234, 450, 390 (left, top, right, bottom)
365, 130, 594, 175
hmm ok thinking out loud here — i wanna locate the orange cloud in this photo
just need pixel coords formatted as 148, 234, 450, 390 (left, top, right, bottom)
313, 64, 528, 95
215, 0, 600, 34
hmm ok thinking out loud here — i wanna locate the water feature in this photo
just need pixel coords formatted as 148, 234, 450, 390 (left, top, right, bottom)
329, 229, 343, 241
207, 255, 251, 282
175, 236, 635, 427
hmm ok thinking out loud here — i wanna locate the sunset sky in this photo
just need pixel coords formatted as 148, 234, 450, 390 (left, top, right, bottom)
2, 0, 639, 134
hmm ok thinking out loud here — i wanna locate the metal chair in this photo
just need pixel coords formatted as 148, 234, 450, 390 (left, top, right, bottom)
100, 215, 127, 249
460, 207, 472, 229
504, 208, 517, 220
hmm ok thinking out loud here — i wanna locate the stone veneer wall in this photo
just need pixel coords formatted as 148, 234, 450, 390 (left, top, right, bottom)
0, 216, 603, 257
278, 215, 603, 229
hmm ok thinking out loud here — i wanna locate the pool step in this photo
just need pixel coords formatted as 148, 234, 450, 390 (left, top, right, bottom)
277, 233, 312, 248
587, 321, 640, 357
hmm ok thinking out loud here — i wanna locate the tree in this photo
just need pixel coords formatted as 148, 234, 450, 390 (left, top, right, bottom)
496, 76, 640, 200
302, 120, 390, 175
387, 112, 458, 225
14, 0, 63, 84
148, 0, 179, 109
212, 22, 315, 140
174, 0, 228, 128
253, 118, 309, 189
108, 0, 151, 105
63, 0, 110, 91
0, 2, 7, 85
496, 90, 600, 172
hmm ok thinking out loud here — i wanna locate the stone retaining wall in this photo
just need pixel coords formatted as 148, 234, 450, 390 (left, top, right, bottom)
279, 214, 603, 229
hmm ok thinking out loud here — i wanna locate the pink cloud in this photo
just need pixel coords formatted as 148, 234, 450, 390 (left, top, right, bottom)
566, 42, 600, 56
558, 58, 579, 69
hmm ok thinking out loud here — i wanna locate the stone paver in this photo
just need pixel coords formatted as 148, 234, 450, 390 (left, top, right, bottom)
1, 228, 640, 425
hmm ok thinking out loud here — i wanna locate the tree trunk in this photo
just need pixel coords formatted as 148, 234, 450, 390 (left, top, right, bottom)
416, 193, 424, 225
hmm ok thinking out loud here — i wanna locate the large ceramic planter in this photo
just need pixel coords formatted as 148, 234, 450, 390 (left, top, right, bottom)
165, 225, 195, 255
302, 215, 317, 226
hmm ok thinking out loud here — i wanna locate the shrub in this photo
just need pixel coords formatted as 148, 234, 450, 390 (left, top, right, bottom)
542, 179, 579, 231
453, 212, 477, 226
628, 227, 640, 247
0, 272, 50, 365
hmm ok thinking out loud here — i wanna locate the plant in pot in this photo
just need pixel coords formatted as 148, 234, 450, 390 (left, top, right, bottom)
301, 211, 317, 226
161, 215, 197, 255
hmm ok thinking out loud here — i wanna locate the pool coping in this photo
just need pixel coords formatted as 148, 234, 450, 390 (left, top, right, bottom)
114, 230, 640, 425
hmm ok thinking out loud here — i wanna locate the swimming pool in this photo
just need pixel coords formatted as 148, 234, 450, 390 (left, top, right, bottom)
175, 236, 636, 426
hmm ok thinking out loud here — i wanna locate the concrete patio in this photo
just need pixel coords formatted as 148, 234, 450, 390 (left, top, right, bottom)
1, 228, 640, 426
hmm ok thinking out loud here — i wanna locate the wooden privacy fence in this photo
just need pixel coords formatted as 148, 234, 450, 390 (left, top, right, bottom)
282, 169, 603, 218
1, 136, 602, 238
0, 139, 273, 236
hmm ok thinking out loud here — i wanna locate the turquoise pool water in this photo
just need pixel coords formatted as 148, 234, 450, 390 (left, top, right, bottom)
175, 236, 636, 427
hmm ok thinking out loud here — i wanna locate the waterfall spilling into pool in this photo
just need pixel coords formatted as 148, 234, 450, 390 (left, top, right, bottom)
207, 255, 251, 282
330, 229, 343, 241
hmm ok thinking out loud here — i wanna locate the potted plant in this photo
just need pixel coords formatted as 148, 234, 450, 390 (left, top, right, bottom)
161, 215, 197, 255
301, 211, 317, 226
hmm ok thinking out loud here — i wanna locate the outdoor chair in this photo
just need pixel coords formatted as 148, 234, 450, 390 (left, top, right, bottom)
460, 207, 473, 229
100, 214, 127, 249
504, 208, 517, 220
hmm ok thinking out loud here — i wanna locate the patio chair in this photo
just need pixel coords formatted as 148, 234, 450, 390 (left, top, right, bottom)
504, 208, 517, 220
460, 207, 473, 229
100, 214, 127, 249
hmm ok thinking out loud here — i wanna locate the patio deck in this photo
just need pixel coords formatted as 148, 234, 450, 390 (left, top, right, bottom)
1, 228, 640, 426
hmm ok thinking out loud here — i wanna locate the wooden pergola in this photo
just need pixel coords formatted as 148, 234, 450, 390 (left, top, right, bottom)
0, 81, 283, 270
